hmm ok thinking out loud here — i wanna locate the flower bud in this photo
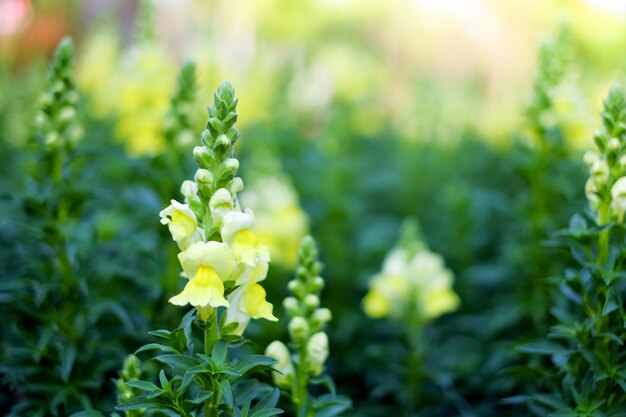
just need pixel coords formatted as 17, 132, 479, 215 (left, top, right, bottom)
265, 341, 294, 389
608, 137, 621, 153
583, 151, 600, 167
283, 296, 299, 315
58, 106, 76, 123
181, 180, 198, 201
590, 159, 609, 186
224, 158, 240, 171
306, 332, 329, 376
619, 155, 626, 169
309, 276, 325, 292
209, 188, 234, 223
288, 316, 309, 343
227, 177, 244, 195
288, 280, 306, 298
304, 294, 320, 312
195, 169, 214, 185
611, 176, 626, 222
216, 134, 230, 148
193, 146, 214, 167
312, 307, 332, 324
585, 178, 600, 211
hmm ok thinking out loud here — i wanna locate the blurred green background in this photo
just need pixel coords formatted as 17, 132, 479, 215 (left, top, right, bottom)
2, 0, 626, 416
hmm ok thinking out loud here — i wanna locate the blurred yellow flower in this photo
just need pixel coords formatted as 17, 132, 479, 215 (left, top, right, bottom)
240, 175, 309, 268
363, 246, 459, 321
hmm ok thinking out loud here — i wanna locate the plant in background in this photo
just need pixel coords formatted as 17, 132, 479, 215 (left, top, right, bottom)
521, 85, 626, 415
0, 38, 127, 416
362, 220, 459, 413
117, 81, 283, 417
265, 236, 351, 417
239, 153, 309, 269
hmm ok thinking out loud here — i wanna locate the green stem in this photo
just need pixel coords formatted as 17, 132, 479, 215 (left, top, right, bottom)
293, 344, 310, 417
204, 312, 219, 417
406, 316, 424, 412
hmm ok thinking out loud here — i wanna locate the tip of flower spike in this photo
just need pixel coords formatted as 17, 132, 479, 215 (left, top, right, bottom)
605, 84, 625, 111
216, 80, 235, 102
54, 37, 74, 64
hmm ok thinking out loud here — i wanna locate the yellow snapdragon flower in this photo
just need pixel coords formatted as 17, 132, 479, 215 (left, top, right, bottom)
169, 241, 236, 318
363, 247, 459, 321
159, 199, 204, 250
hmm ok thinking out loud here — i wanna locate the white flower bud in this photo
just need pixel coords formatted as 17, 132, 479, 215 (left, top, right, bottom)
306, 332, 329, 376
312, 307, 332, 324
58, 106, 76, 123
216, 134, 230, 147
288, 316, 309, 343
590, 159, 609, 186
583, 151, 600, 167
608, 137, 621, 153
181, 180, 198, 201
195, 169, 214, 185
224, 158, 240, 171
283, 297, 299, 314
265, 341, 294, 389
209, 188, 234, 223
228, 177, 244, 194
304, 294, 320, 311
585, 178, 600, 211
619, 155, 626, 169
611, 176, 626, 222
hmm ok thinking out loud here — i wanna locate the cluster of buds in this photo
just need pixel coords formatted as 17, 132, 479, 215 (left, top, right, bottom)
265, 237, 332, 388
583, 85, 626, 223
35, 37, 82, 152
159, 81, 276, 332
362, 221, 459, 322
114, 355, 142, 410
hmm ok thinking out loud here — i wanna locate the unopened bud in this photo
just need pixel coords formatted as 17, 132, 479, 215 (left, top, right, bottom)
608, 137, 621, 153
288, 317, 309, 343
181, 180, 198, 201
283, 297, 299, 315
265, 341, 294, 388
312, 307, 332, 324
224, 158, 240, 171
193, 146, 213, 167
228, 177, 244, 194
304, 294, 320, 311
195, 169, 214, 185
306, 332, 329, 376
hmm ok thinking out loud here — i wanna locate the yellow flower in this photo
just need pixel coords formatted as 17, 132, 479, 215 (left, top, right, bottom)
225, 282, 278, 334
611, 176, 626, 221
362, 247, 459, 321
159, 200, 203, 250
169, 241, 236, 310
222, 209, 271, 267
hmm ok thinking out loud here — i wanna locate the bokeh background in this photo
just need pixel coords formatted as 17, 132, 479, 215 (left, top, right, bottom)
2, 0, 626, 416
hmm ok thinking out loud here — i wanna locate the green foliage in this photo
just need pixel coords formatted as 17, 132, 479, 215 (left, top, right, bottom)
118, 310, 281, 417
523, 85, 626, 416
269, 236, 351, 417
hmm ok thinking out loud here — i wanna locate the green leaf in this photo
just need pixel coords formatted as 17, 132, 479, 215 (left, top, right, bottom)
116, 395, 164, 411
126, 380, 159, 392
218, 379, 234, 408
135, 343, 179, 355
156, 354, 198, 370
69, 411, 106, 417
233, 355, 276, 375
602, 296, 619, 316
248, 408, 284, 417
548, 409, 579, 417
212, 339, 228, 365
59, 344, 76, 382
183, 390, 213, 405
516, 340, 570, 355
251, 388, 280, 411
148, 329, 171, 340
